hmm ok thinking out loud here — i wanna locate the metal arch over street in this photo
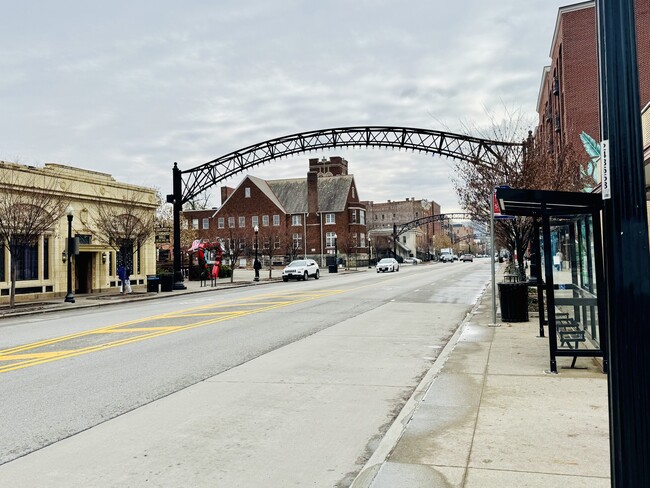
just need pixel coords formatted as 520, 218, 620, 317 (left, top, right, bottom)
392, 212, 483, 237
170, 126, 524, 288
178, 126, 524, 204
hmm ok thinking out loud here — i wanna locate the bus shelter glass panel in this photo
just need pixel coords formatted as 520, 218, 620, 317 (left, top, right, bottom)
545, 215, 601, 352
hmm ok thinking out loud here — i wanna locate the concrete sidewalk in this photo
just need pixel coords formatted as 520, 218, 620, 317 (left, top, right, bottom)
351, 283, 610, 487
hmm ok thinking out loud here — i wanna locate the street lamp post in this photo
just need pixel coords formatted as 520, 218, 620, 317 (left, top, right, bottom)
334, 233, 338, 268
254, 224, 260, 282
368, 238, 372, 268
64, 206, 75, 303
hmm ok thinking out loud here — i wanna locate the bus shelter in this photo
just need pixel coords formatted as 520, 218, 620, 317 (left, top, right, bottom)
496, 187, 608, 374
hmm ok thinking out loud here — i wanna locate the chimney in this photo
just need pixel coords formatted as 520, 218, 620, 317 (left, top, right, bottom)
221, 186, 235, 205
307, 171, 318, 214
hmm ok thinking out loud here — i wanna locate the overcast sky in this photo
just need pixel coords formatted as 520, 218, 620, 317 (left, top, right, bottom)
1, 0, 573, 212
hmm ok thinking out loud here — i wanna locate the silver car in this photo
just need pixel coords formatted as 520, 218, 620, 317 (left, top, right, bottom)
282, 259, 320, 281
376, 258, 400, 273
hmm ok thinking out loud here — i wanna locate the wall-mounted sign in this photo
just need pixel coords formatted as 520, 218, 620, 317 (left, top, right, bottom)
601, 139, 610, 199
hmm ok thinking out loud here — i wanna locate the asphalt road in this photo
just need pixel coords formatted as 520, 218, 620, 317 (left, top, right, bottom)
0, 260, 492, 487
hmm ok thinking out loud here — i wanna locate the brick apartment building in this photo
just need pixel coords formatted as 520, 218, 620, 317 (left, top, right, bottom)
536, 0, 650, 192
364, 197, 442, 260
185, 157, 368, 267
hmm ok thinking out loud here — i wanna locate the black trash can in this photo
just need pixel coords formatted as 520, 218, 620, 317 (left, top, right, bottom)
498, 282, 529, 322
160, 274, 174, 292
326, 256, 338, 273
146, 275, 159, 293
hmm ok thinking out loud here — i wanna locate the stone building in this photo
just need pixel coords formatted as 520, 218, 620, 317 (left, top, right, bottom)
0, 162, 158, 303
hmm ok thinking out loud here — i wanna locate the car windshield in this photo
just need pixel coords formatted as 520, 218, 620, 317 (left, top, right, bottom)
378, 259, 393, 264
288, 260, 306, 267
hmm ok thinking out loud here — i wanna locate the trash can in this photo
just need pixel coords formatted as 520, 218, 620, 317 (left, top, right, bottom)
160, 274, 174, 292
146, 275, 159, 293
498, 282, 529, 322
326, 256, 338, 273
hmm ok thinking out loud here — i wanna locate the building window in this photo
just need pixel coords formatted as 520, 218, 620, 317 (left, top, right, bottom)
252, 216, 259, 228
325, 213, 335, 224
14, 242, 38, 281
262, 215, 269, 226
353, 233, 358, 246
192, 219, 199, 230
239, 238, 246, 250
292, 215, 302, 226
360, 233, 366, 248
326, 232, 337, 248
292, 233, 302, 249
245, 187, 251, 198
228, 217, 235, 228
381, 214, 385, 220
0, 246, 4, 282
274, 237, 281, 249
43, 237, 49, 280
202, 218, 209, 230
273, 215, 280, 226
351, 210, 357, 223
239, 216, 245, 228
352, 187, 356, 198
218, 217, 225, 229
360, 210, 365, 225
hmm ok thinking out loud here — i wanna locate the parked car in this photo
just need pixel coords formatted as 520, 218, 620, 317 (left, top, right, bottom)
282, 259, 320, 281
376, 258, 400, 273
403, 257, 422, 265
461, 254, 474, 262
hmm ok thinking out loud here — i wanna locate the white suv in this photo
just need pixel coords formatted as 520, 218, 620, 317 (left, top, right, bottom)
440, 252, 454, 262
282, 259, 320, 281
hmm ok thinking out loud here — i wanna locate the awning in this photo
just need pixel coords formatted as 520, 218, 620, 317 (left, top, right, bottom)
496, 187, 602, 217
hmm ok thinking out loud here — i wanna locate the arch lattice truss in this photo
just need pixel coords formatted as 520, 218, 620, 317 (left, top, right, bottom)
180, 126, 524, 204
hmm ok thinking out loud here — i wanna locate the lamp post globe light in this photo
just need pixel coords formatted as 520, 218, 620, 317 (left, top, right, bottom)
64, 205, 75, 303
254, 224, 260, 282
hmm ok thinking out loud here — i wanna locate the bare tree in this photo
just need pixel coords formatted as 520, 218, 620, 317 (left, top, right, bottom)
93, 189, 156, 272
338, 234, 357, 269
221, 227, 251, 283
283, 227, 302, 262
258, 226, 284, 279
452, 106, 594, 274
0, 166, 68, 308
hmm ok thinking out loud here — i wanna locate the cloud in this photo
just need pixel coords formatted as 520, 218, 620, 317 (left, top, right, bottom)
1, 0, 569, 214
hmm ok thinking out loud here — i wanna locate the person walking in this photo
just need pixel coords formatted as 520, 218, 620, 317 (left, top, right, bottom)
118, 265, 132, 294
254, 258, 262, 282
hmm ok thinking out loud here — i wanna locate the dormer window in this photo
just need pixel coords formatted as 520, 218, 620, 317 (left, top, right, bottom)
245, 187, 251, 198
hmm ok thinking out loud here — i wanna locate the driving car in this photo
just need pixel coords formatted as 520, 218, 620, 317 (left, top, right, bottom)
460, 254, 474, 262
376, 257, 400, 273
403, 257, 421, 265
282, 259, 320, 281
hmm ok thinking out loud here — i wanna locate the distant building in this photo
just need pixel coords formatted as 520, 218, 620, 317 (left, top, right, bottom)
201, 157, 367, 267
364, 197, 441, 260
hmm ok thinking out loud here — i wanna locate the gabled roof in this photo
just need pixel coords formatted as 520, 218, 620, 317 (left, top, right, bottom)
220, 174, 287, 213
266, 175, 354, 214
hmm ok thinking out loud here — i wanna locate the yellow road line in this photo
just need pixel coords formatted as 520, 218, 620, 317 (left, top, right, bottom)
0, 288, 347, 374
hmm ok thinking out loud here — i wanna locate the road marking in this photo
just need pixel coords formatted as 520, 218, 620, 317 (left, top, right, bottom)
0, 289, 345, 374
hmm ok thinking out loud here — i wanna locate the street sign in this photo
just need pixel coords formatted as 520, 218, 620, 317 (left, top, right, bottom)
493, 188, 514, 220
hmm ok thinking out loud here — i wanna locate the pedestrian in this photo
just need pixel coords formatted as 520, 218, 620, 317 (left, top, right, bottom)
118, 265, 132, 294
211, 261, 219, 287
254, 258, 262, 281
554, 251, 562, 271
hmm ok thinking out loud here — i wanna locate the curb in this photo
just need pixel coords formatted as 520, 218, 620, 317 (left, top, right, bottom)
349, 285, 489, 488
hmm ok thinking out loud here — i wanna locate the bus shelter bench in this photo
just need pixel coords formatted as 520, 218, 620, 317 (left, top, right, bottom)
556, 318, 586, 368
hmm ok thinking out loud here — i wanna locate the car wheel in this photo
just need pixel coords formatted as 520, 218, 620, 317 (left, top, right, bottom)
315, 270, 320, 279
282, 277, 288, 282
377, 270, 380, 273
303, 271, 308, 281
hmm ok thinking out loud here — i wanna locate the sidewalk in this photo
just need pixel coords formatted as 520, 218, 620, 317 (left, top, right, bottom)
0, 268, 282, 319
351, 282, 610, 488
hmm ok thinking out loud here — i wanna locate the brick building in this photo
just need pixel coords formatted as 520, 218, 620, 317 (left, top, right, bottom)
536, 0, 650, 192
192, 157, 368, 267
364, 197, 442, 260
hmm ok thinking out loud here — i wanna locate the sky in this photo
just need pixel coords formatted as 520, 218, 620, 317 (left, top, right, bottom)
1, 0, 573, 213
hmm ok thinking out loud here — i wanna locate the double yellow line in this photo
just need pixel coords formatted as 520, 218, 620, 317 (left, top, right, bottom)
0, 289, 345, 374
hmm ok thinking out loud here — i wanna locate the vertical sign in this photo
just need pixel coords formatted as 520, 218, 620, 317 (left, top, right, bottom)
601, 139, 610, 199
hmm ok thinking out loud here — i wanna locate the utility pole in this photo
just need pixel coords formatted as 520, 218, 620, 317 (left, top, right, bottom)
596, 0, 650, 484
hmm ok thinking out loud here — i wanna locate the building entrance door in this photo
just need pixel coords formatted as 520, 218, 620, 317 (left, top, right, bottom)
75, 252, 92, 294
